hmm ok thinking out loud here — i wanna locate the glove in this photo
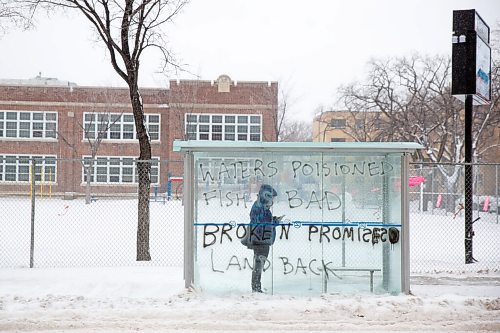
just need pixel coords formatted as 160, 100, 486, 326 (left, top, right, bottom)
273, 215, 285, 223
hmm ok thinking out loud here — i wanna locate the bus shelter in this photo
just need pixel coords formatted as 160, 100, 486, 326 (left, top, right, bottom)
173, 141, 422, 295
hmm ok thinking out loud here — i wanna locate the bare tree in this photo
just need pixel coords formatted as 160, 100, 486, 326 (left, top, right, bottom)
22, 0, 188, 260
171, 78, 201, 141
247, 78, 289, 141
312, 105, 330, 142
339, 54, 500, 162
338, 53, 500, 210
313, 107, 384, 143
263, 79, 304, 143
58, 104, 123, 205
279, 119, 312, 142
274, 87, 289, 141
0, 0, 33, 33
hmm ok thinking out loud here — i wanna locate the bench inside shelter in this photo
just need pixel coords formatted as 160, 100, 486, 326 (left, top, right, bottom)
324, 267, 382, 293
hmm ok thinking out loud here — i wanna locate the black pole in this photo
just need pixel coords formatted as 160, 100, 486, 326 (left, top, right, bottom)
464, 94, 474, 264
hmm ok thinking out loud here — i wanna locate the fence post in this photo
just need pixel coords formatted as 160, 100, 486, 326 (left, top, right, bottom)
30, 159, 36, 268
419, 164, 423, 213
167, 172, 172, 200
431, 168, 436, 215
183, 153, 194, 288
341, 172, 346, 267
497, 165, 499, 224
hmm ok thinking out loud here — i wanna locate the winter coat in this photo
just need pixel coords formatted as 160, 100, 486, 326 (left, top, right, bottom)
248, 201, 279, 246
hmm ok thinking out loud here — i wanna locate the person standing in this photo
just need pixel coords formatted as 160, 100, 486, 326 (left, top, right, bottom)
248, 184, 282, 293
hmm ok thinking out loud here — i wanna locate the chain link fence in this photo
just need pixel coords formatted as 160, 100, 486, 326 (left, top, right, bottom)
0, 157, 184, 268
409, 162, 500, 273
1, 157, 499, 275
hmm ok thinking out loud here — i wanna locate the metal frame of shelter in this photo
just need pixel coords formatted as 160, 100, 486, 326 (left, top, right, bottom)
174, 141, 422, 295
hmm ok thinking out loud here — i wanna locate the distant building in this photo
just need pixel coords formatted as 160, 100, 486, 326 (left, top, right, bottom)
0, 75, 278, 196
313, 109, 500, 196
313, 109, 499, 163
312, 110, 385, 143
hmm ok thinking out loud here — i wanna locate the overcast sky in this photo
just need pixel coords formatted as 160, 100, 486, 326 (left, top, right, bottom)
0, 0, 499, 121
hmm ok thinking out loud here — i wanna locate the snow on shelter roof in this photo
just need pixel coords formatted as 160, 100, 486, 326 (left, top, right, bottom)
173, 141, 423, 153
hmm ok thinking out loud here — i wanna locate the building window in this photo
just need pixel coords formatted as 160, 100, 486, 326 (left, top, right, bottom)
330, 119, 346, 128
224, 125, 235, 141
83, 113, 160, 141
185, 113, 261, 141
0, 154, 56, 183
82, 156, 160, 184
330, 138, 346, 142
355, 119, 365, 129
186, 124, 197, 140
250, 125, 261, 141
212, 124, 223, 140
147, 115, 160, 141
374, 118, 384, 129
237, 125, 248, 141
199, 124, 209, 140
0, 111, 57, 139
186, 114, 197, 123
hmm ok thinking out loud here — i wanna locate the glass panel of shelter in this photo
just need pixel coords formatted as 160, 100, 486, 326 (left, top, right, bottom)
192, 150, 403, 295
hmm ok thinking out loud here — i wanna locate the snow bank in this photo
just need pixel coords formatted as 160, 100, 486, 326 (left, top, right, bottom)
0, 267, 499, 332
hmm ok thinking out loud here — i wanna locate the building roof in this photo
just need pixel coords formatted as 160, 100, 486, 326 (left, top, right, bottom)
0, 74, 77, 87
173, 141, 423, 153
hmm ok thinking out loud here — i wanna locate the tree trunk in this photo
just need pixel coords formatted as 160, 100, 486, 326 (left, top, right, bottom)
137, 159, 151, 261
130, 87, 152, 261
444, 180, 459, 213
435, 164, 461, 213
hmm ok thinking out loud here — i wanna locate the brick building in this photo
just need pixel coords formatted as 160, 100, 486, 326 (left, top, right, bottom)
0, 74, 278, 196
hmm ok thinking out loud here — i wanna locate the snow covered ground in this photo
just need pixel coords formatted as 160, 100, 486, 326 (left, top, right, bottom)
1, 198, 499, 332
1, 266, 499, 332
